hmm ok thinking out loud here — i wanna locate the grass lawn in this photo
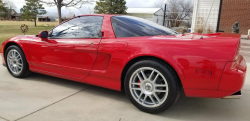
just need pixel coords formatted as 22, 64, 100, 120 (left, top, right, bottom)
0, 21, 57, 44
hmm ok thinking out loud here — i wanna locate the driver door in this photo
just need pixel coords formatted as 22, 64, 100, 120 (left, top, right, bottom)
29, 16, 104, 79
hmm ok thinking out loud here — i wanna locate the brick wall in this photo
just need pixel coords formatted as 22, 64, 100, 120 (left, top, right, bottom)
219, 0, 250, 35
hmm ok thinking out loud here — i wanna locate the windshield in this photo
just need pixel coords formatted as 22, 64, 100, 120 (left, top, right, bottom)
111, 16, 177, 38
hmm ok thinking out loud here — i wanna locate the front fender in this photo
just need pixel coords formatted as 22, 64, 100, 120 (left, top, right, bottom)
2, 36, 33, 64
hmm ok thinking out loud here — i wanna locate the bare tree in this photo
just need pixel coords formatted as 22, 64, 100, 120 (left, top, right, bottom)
66, 9, 75, 18
3, 0, 16, 9
155, 0, 193, 27
39, 0, 95, 24
77, 5, 94, 14
85, 6, 94, 14
3, 0, 16, 20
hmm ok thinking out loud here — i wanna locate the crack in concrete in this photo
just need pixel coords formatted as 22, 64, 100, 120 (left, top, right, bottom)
0, 116, 9, 121
14, 86, 91, 121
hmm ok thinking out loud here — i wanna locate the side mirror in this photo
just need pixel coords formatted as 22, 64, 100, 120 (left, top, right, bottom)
38, 31, 48, 41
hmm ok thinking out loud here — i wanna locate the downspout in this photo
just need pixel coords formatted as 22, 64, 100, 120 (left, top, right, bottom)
216, 0, 223, 32
191, 0, 199, 33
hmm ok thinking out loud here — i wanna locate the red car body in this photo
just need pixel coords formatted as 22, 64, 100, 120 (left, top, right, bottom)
0, 14, 247, 98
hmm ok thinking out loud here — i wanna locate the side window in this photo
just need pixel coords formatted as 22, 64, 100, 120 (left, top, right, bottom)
111, 17, 139, 38
111, 16, 176, 38
49, 16, 104, 38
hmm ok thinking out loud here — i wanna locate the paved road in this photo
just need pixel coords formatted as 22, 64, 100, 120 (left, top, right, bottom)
0, 56, 250, 121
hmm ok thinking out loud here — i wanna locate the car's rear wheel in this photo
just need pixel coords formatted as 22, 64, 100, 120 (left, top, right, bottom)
124, 59, 181, 113
5, 45, 31, 78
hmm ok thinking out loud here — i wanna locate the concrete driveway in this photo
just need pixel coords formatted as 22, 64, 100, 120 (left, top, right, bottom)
0, 56, 250, 121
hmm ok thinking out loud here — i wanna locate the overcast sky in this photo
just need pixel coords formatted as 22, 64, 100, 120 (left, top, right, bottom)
8, 0, 192, 17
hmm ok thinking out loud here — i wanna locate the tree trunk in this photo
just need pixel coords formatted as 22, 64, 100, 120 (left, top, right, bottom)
34, 18, 36, 27
57, 5, 62, 24
8, 9, 11, 20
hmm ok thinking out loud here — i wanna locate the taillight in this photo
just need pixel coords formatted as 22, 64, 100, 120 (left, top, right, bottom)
234, 39, 241, 60
231, 55, 244, 70
238, 40, 241, 51
231, 61, 238, 70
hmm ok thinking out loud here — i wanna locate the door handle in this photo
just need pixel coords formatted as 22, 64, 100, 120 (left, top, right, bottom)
91, 43, 94, 46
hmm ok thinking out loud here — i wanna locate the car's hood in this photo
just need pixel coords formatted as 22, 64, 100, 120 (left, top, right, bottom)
14, 35, 37, 39
5, 35, 37, 43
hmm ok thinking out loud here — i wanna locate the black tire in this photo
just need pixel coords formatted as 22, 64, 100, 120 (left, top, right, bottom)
124, 59, 181, 114
5, 45, 31, 78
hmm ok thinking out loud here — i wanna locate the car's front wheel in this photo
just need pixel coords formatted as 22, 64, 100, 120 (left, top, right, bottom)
5, 45, 31, 78
124, 59, 181, 113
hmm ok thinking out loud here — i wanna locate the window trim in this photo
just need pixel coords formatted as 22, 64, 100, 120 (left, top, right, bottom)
49, 16, 104, 39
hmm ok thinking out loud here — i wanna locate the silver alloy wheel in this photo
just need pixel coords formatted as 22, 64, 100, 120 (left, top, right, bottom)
129, 67, 169, 108
7, 49, 23, 75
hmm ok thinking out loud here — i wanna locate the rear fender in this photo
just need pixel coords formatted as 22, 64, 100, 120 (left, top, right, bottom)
123, 53, 184, 85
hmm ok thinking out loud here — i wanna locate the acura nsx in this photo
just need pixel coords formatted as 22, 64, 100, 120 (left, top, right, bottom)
0, 14, 246, 113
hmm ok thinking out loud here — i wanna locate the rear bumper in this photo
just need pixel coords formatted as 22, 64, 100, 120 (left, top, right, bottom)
185, 55, 247, 98
218, 55, 246, 92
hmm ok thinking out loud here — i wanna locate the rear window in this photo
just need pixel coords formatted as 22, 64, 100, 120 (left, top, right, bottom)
111, 16, 177, 38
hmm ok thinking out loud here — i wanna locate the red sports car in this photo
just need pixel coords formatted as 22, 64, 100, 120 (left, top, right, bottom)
0, 14, 247, 113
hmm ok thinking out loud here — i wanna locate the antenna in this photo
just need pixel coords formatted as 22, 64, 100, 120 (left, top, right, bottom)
201, 0, 216, 39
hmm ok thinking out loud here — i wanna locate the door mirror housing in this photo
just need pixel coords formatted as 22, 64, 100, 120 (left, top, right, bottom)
38, 31, 48, 41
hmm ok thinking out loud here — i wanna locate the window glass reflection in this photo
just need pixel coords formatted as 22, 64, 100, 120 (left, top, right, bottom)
50, 16, 103, 38
111, 16, 177, 38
